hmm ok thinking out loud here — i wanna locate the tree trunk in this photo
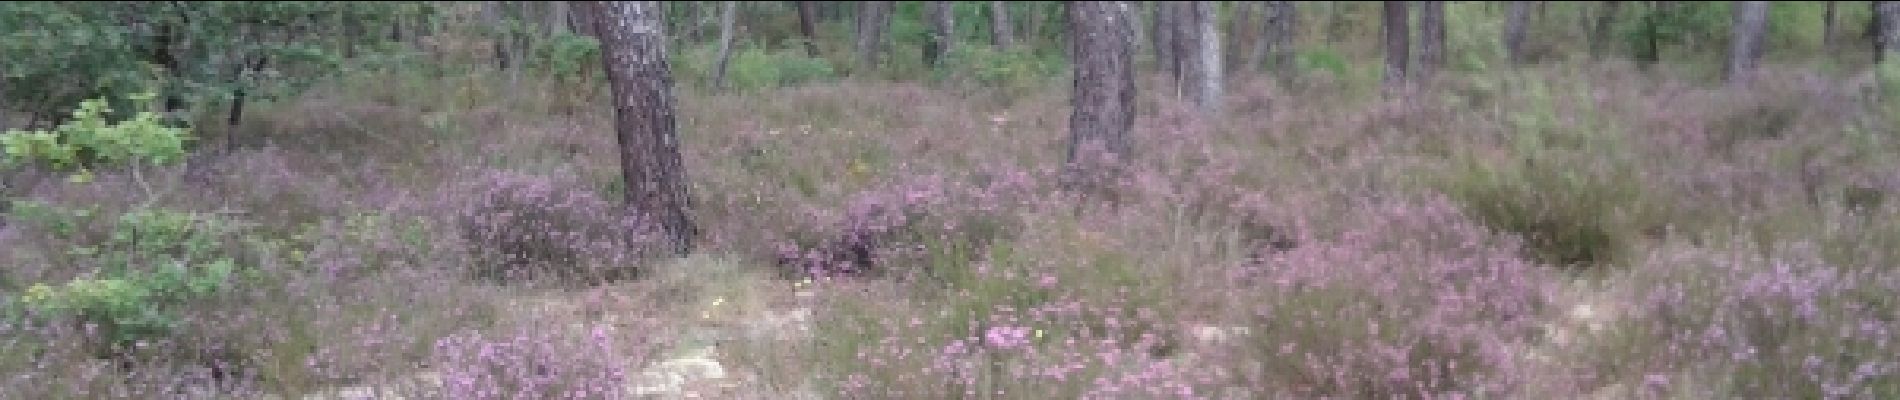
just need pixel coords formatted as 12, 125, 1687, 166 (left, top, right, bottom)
1878, 2, 1900, 63
1417, 1, 1445, 79
1246, 1, 1295, 73
1382, 0, 1409, 91
1065, 1, 1138, 190
1227, 1, 1251, 70
991, 1, 1014, 50
581, 1, 698, 255
1824, 1, 1838, 48
548, 1, 572, 36
485, 1, 511, 71
1153, 2, 1177, 79
923, 1, 955, 68
1591, 1, 1620, 57
572, 1, 602, 39
855, 1, 892, 70
1505, 1, 1531, 63
797, 1, 822, 57
712, 1, 738, 89
1726, 1, 1769, 86
1175, 1, 1221, 113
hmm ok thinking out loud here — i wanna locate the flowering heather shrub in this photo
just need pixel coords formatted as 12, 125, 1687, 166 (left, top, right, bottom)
775, 169, 1041, 279
1573, 229, 1900, 398
456, 170, 660, 282
430, 323, 646, 400
1213, 196, 1560, 398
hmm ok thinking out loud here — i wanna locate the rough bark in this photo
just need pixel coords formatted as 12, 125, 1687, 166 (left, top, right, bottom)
796, 1, 822, 57
1505, 1, 1531, 63
991, 1, 1014, 50
1246, 1, 1296, 73
712, 1, 738, 89
1153, 2, 1177, 79
1178, 1, 1222, 113
1726, 1, 1769, 86
1590, 1, 1620, 57
1066, 1, 1138, 189
1382, 0, 1409, 90
923, 1, 955, 68
549, 1, 572, 36
1417, 1, 1445, 79
1879, 2, 1900, 63
582, 1, 698, 255
855, 1, 893, 69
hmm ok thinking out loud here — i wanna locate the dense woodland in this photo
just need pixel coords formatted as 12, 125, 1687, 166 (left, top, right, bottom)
3, 1, 1900, 398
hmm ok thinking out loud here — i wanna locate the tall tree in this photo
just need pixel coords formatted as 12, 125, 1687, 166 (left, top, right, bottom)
1246, 1, 1296, 73
1726, 1, 1769, 85
1417, 1, 1446, 79
1382, 0, 1409, 90
1170, 2, 1221, 112
991, 1, 1014, 50
1505, 1, 1532, 63
855, 1, 893, 70
923, 1, 955, 67
1591, 1, 1622, 57
548, 1, 572, 36
1066, 1, 1137, 189
796, 1, 822, 57
581, 1, 698, 255
1878, 1, 1900, 63
1154, 2, 1178, 79
712, 1, 738, 89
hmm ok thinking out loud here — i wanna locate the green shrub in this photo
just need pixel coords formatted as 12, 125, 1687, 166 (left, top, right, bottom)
7, 203, 247, 354
1, 94, 190, 174
1438, 156, 1662, 268
677, 43, 838, 92
937, 46, 1066, 95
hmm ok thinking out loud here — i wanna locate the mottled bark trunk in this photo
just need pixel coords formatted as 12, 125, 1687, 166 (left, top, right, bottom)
796, 1, 822, 57
855, 1, 892, 69
1417, 1, 1445, 79
1153, 2, 1178, 79
712, 1, 738, 89
991, 1, 1015, 50
1589, 1, 1622, 57
1878, 2, 1900, 63
1178, 1, 1221, 113
1066, 1, 1138, 190
1382, 0, 1409, 90
1505, 1, 1531, 63
1726, 1, 1769, 86
923, 1, 955, 68
583, 1, 698, 255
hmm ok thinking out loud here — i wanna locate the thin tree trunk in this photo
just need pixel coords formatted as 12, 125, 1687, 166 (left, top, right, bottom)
1176, 1, 1221, 113
855, 1, 892, 70
1642, 1, 1663, 65
1246, 1, 1295, 73
1824, 1, 1838, 48
1505, 1, 1531, 63
1227, 1, 1251, 70
1726, 1, 1769, 86
581, 0, 698, 255
923, 1, 955, 68
712, 1, 738, 89
1878, 2, 1900, 64
1065, 1, 1137, 190
548, 1, 571, 35
1591, 1, 1621, 57
797, 1, 822, 57
991, 1, 1014, 50
1153, 2, 1177, 79
1383, 0, 1409, 91
1417, 1, 1445, 79
486, 2, 510, 70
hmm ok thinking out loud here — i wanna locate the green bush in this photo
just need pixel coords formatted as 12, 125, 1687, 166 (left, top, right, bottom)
1438, 156, 1661, 268
938, 46, 1066, 95
1, 94, 190, 173
677, 43, 838, 92
8, 203, 247, 353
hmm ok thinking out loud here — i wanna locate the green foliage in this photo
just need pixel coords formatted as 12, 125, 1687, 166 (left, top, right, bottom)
938, 46, 1066, 95
1, 94, 190, 172
1618, 2, 1730, 62
0, 1, 430, 126
8, 202, 246, 350
679, 42, 838, 92
529, 32, 602, 84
